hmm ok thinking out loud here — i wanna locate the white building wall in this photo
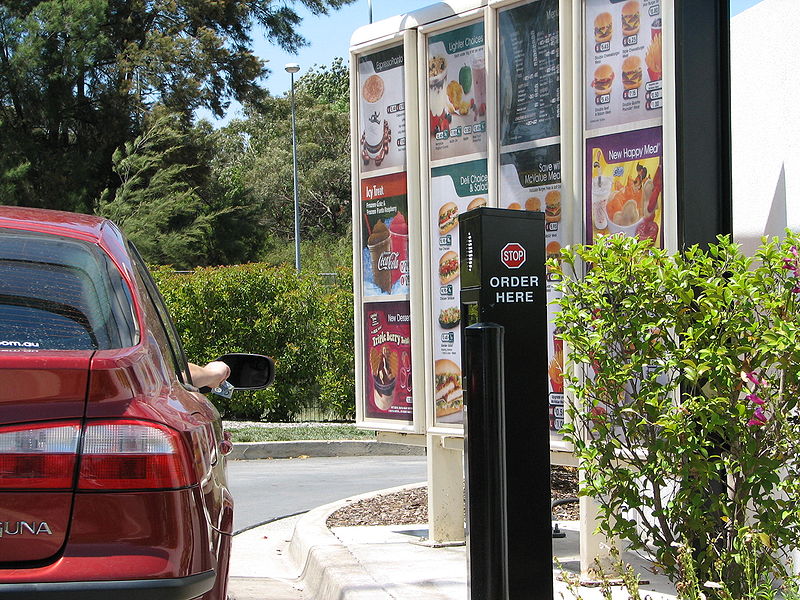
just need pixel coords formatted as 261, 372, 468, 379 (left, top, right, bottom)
731, 0, 800, 254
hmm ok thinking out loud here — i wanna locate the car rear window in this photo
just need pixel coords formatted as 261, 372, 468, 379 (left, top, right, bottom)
0, 230, 138, 350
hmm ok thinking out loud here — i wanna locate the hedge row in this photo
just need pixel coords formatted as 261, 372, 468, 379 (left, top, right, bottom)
152, 264, 355, 421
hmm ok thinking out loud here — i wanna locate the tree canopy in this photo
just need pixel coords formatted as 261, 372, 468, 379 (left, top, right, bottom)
0, 0, 354, 213
210, 59, 352, 258
97, 58, 352, 267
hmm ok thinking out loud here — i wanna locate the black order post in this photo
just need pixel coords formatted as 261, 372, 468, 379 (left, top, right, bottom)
463, 322, 507, 600
460, 208, 552, 600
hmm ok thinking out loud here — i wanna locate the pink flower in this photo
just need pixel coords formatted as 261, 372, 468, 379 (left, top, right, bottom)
741, 371, 763, 386
747, 406, 768, 427
784, 248, 800, 276
746, 393, 765, 405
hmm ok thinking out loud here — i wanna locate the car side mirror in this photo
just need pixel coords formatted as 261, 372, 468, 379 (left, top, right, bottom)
216, 353, 275, 390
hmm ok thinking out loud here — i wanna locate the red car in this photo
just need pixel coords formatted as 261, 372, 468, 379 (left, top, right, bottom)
0, 207, 273, 599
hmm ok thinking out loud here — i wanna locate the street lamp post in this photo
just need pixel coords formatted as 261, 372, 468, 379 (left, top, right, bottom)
285, 62, 301, 272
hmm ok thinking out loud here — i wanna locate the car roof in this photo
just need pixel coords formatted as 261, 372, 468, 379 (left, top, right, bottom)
0, 206, 110, 243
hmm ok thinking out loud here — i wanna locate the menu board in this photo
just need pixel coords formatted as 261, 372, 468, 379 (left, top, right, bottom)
499, 146, 564, 429
358, 46, 407, 173
424, 19, 489, 429
583, 0, 664, 248
585, 127, 663, 246
498, 0, 560, 147
429, 160, 488, 426
360, 173, 410, 297
497, 0, 563, 434
585, 0, 662, 130
427, 21, 487, 162
363, 301, 413, 420
356, 43, 414, 428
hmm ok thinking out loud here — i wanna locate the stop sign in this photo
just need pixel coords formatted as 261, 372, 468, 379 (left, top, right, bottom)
500, 242, 526, 269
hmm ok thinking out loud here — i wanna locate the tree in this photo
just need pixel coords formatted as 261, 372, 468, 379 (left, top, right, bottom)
296, 57, 349, 112
214, 59, 352, 251
0, 0, 355, 213
99, 110, 266, 267
98, 113, 215, 268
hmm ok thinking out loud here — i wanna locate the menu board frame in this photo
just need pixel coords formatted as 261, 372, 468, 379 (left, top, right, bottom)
418, 8, 490, 435
349, 0, 691, 447
351, 31, 426, 433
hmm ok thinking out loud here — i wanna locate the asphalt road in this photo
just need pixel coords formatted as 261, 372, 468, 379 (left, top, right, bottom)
226, 455, 428, 533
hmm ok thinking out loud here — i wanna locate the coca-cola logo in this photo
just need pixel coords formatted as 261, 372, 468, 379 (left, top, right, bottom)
378, 251, 399, 271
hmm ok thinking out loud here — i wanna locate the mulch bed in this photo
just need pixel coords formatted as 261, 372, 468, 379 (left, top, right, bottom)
327, 465, 579, 528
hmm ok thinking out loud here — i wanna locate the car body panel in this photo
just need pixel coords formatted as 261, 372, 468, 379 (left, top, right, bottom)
0, 494, 72, 563
0, 354, 90, 422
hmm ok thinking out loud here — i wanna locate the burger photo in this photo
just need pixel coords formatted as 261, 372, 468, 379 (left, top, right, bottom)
438, 201, 459, 234
545, 190, 561, 223
621, 0, 641, 37
434, 359, 463, 418
594, 12, 612, 43
546, 240, 561, 261
467, 196, 487, 211
439, 250, 459, 284
506, 201, 521, 210
591, 64, 615, 96
621, 55, 643, 90
525, 196, 541, 212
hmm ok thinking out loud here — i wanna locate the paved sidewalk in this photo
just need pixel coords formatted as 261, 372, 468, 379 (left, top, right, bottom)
228, 483, 679, 600
229, 513, 306, 599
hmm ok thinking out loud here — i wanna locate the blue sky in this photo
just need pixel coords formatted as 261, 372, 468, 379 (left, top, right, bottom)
203, 0, 763, 124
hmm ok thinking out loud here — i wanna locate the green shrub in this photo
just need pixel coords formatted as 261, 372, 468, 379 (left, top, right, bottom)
553, 233, 800, 594
152, 263, 355, 421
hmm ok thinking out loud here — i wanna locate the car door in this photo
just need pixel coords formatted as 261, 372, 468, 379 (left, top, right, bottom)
126, 246, 233, 541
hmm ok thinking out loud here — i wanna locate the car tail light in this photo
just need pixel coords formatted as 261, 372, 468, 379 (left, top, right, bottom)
79, 420, 195, 490
0, 422, 81, 490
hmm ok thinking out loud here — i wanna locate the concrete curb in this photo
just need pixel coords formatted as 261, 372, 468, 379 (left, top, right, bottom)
230, 440, 426, 460
288, 483, 426, 600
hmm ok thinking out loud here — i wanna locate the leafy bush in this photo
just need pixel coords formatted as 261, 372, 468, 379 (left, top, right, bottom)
152, 263, 354, 421
553, 233, 800, 594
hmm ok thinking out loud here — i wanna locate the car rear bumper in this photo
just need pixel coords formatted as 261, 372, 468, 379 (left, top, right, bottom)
0, 569, 214, 600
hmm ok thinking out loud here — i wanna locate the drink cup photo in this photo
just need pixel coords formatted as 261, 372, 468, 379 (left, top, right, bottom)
367, 220, 394, 293
361, 73, 386, 155
591, 175, 612, 230
389, 212, 409, 286
471, 55, 486, 113
368, 238, 393, 293
364, 111, 384, 151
